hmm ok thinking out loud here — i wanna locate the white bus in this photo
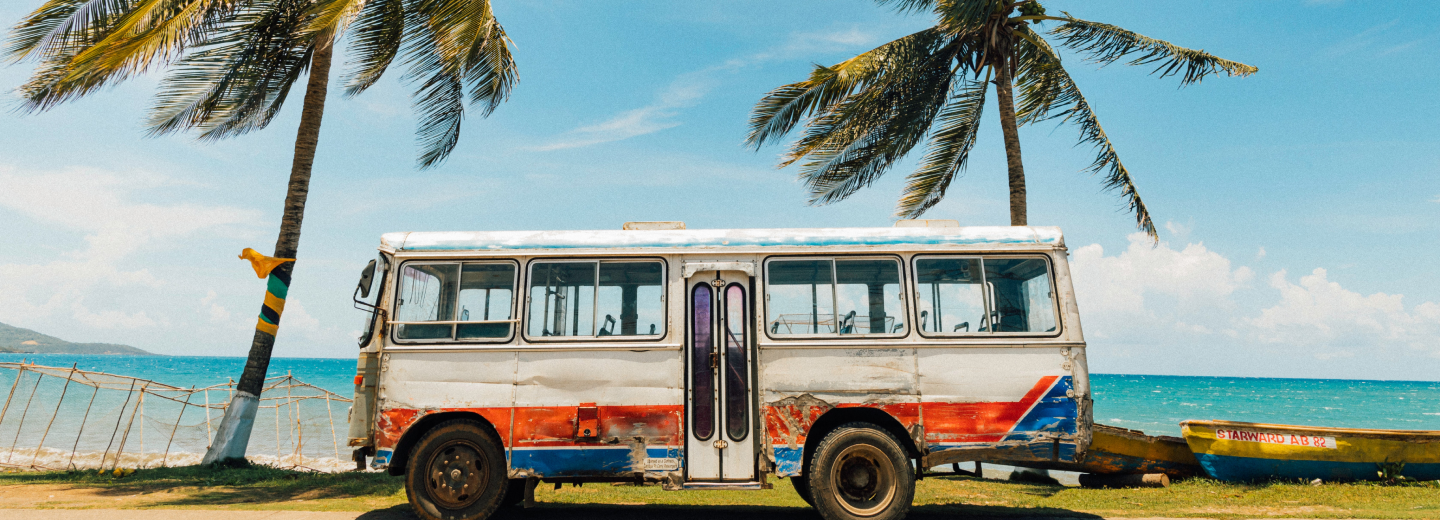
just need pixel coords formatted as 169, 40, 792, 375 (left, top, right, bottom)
348, 221, 1092, 520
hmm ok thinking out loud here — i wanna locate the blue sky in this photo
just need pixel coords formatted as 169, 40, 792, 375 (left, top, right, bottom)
1, 0, 1437, 380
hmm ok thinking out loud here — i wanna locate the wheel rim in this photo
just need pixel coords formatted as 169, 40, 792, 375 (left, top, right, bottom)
828, 443, 896, 516
425, 439, 488, 509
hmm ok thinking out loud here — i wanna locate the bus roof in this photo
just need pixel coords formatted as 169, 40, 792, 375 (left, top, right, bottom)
380, 226, 1063, 253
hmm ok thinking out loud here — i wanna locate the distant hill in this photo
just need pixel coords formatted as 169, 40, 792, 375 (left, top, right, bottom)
0, 322, 156, 356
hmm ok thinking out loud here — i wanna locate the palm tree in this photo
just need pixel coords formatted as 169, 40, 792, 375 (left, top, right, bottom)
746, 0, 1256, 236
6, 0, 517, 462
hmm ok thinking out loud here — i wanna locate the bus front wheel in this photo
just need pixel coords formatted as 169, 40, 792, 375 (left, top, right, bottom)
809, 422, 915, 520
792, 474, 815, 507
405, 419, 508, 520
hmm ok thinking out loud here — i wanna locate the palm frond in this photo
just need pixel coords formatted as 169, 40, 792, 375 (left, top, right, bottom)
66, 0, 236, 82
8, 0, 139, 111
17, 0, 238, 111
400, 0, 464, 169
789, 38, 958, 206
896, 76, 986, 218
746, 28, 944, 150
1049, 14, 1256, 85
5, 0, 133, 63
876, 0, 993, 35
461, 17, 515, 115
146, 0, 315, 140
339, 0, 402, 96
1013, 27, 1156, 237
400, 0, 516, 168
304, 0, 369, 39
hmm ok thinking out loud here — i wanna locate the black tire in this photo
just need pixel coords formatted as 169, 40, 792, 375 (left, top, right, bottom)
809, 423, 915, 520
792, 474, 816, 507
499, 479, 526, 508
405, 419, 508, 520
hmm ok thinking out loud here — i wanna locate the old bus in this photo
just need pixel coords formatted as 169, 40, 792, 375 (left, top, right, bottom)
348, 222, 1092, 520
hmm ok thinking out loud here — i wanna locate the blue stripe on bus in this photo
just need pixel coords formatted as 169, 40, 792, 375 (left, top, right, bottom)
510, 446, 682, 477
1010, 376, 1078, 436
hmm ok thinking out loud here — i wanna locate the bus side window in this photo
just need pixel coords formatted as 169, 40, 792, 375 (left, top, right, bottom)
914, 258, 987, 334
395, 262, 518, 342
765, 257, 905, 337
456, 263, 517, 338
766, 260, 835, 335
395, 264, 460, 340
527, 260, 665, 339
983, 259, 1057, 333
835, 260, 905, 335
913, 256, 1059, 335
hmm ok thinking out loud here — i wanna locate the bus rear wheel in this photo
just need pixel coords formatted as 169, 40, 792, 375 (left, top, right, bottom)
809, 423, 914, 520
405, 419, 508, 520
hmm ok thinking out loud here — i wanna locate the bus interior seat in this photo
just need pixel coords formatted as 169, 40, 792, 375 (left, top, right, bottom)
598, 314, 616, 336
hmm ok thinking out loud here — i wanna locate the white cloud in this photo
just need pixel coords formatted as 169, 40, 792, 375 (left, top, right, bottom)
1071, 233, 1251, 322
534, 28, 879, 151
0, 166, 261, 333
1071, 233, 1440, 378
1248, 268, 1440, 356
0, 167, 256, 259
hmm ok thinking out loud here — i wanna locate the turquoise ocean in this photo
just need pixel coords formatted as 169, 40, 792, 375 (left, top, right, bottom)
0, 353, 1436, 472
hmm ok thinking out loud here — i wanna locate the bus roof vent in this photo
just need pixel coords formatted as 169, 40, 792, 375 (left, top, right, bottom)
894, 219, 959, 228
623, 221, 686, 230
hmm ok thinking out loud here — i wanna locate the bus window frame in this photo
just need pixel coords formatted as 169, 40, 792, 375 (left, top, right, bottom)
358, 254, 391, 349
910, 254, 1063, 339
389, 258, 521, 346
760, 254, 910, 341
521, 256, 670, 344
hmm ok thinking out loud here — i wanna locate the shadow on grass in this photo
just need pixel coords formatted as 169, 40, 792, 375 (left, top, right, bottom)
0, 465, 1102, 519
486, 505, 1102, 519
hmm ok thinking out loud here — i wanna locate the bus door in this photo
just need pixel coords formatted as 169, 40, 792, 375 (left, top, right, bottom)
684, 267, 756, 481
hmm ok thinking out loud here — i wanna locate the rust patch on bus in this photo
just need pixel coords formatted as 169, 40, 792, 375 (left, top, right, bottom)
376, 408, 422, 450
765, 394, 834, 449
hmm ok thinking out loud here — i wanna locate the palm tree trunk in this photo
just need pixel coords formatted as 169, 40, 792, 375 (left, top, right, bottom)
203, 38, 333, 464
993, 53, 1027, 227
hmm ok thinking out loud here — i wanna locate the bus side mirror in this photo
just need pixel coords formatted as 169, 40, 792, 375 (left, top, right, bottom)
357, 260, 377, 298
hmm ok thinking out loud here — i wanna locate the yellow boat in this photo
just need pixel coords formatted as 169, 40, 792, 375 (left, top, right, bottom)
1181, 420, 1440, 482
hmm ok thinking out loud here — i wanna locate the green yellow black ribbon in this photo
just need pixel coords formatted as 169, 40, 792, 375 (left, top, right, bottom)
241, 248, 295, 337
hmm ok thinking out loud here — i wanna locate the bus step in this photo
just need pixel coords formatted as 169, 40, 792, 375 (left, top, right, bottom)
680, 481, 770, 490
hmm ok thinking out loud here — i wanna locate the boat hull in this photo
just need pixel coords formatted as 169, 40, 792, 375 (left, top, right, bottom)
1182, 420, 1440, 482
1001, 424, 1201, 478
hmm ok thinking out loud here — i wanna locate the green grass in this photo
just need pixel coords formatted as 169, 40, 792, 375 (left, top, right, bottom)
3, 465, 1439, 518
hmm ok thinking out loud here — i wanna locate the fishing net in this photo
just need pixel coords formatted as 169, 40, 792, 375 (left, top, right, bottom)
0, 362, 354, 472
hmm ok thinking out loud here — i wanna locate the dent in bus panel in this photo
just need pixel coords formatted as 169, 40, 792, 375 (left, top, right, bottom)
527, 261, 664, 338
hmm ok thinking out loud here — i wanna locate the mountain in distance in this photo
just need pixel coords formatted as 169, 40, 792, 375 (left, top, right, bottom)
0, 322, 156, 356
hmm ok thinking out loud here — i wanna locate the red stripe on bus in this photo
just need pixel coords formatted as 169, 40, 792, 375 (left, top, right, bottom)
918, 376, 1060, 443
